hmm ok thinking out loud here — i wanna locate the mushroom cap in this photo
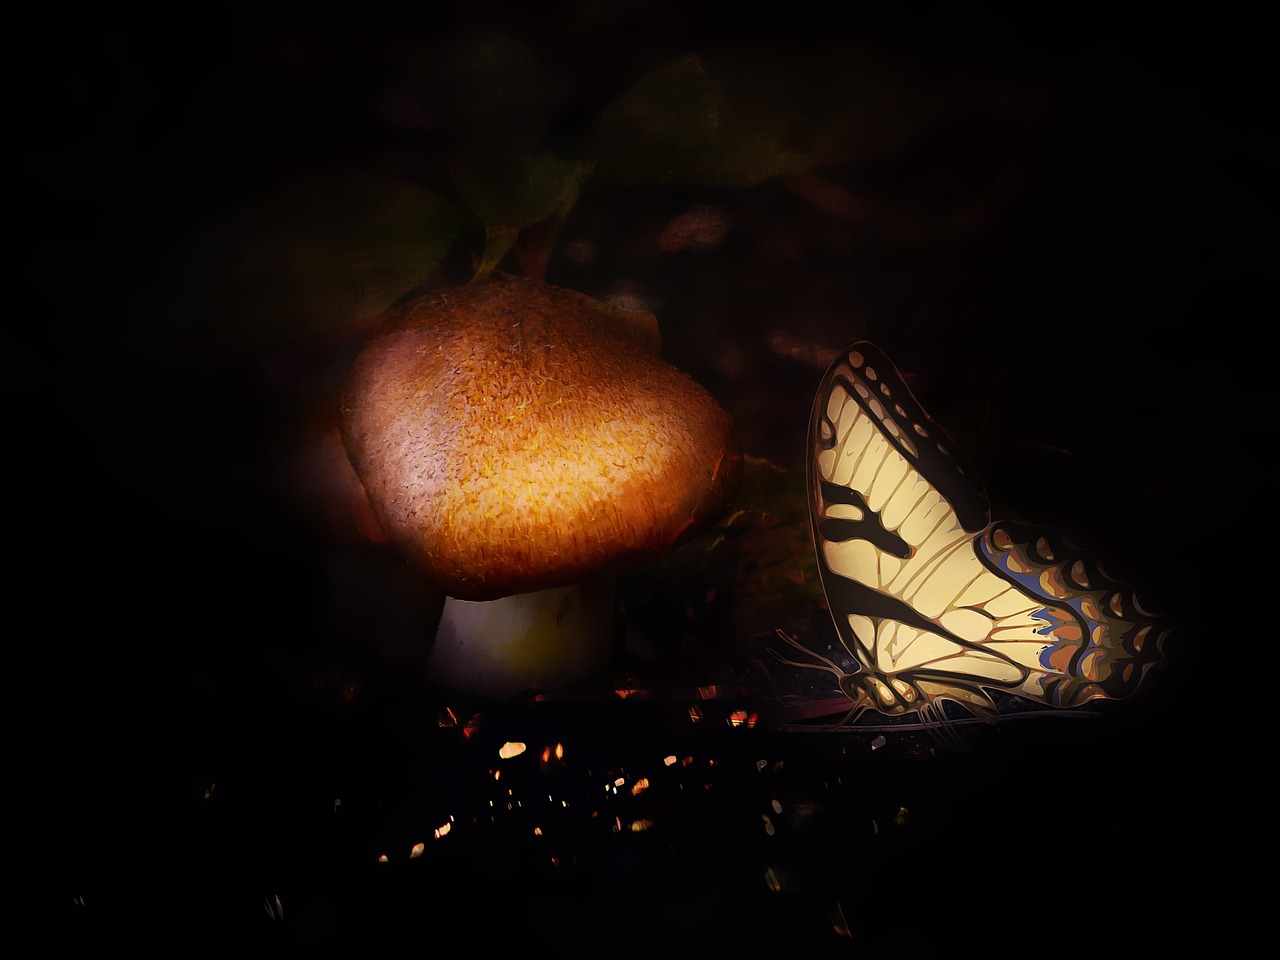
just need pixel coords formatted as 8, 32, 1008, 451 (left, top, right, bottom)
340, 275, 742, 601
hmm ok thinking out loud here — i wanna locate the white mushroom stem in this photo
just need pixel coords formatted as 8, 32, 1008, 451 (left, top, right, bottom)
425, 578, 618, 697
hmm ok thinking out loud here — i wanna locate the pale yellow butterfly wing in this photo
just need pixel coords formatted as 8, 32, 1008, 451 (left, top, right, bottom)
802, 342, 1165, 723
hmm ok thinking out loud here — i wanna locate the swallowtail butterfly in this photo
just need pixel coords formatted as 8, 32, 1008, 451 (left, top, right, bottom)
776, 342, 1167, 724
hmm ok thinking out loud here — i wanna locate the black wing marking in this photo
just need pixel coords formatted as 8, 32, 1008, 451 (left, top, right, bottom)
797, 341, 1167, 722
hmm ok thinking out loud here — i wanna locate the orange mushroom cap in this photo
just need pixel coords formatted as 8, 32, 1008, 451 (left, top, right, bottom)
341, 276, 741, 601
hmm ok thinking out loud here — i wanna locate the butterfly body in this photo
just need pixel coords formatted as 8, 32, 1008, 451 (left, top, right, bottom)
795, 342, 1165, 724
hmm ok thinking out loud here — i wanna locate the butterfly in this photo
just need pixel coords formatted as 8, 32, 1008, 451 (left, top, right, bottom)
773, 342, 1167, 725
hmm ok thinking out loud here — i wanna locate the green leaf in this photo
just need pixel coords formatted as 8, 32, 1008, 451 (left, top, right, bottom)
588, 46, 934, 187
453, 150, 594, 230
473, 224, 520, 282
132, 173, 462, 360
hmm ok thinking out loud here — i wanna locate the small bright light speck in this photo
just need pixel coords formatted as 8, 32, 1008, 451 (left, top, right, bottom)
765, 867, 782, 892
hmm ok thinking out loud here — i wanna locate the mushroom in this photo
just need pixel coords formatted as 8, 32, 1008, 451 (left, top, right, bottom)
340, 275, 742, 696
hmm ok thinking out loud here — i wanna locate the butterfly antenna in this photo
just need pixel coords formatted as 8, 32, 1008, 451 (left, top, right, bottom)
768, 629, 847, 680
770, 630, 880, 728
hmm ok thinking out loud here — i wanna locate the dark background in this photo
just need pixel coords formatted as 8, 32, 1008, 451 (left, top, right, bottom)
9, 3, 1274, 954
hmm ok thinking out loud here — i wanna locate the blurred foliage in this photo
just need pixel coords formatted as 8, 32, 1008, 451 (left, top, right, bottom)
616, 454, 825, 690
132, 173, 462, 360
402, 33, 949, 250
402, 31, 561, 157
453, 150, 593, 278
586, 46, 933, 187
720, 456, 827, 646
454, 150, 593, 230
126, 33, 988, 362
